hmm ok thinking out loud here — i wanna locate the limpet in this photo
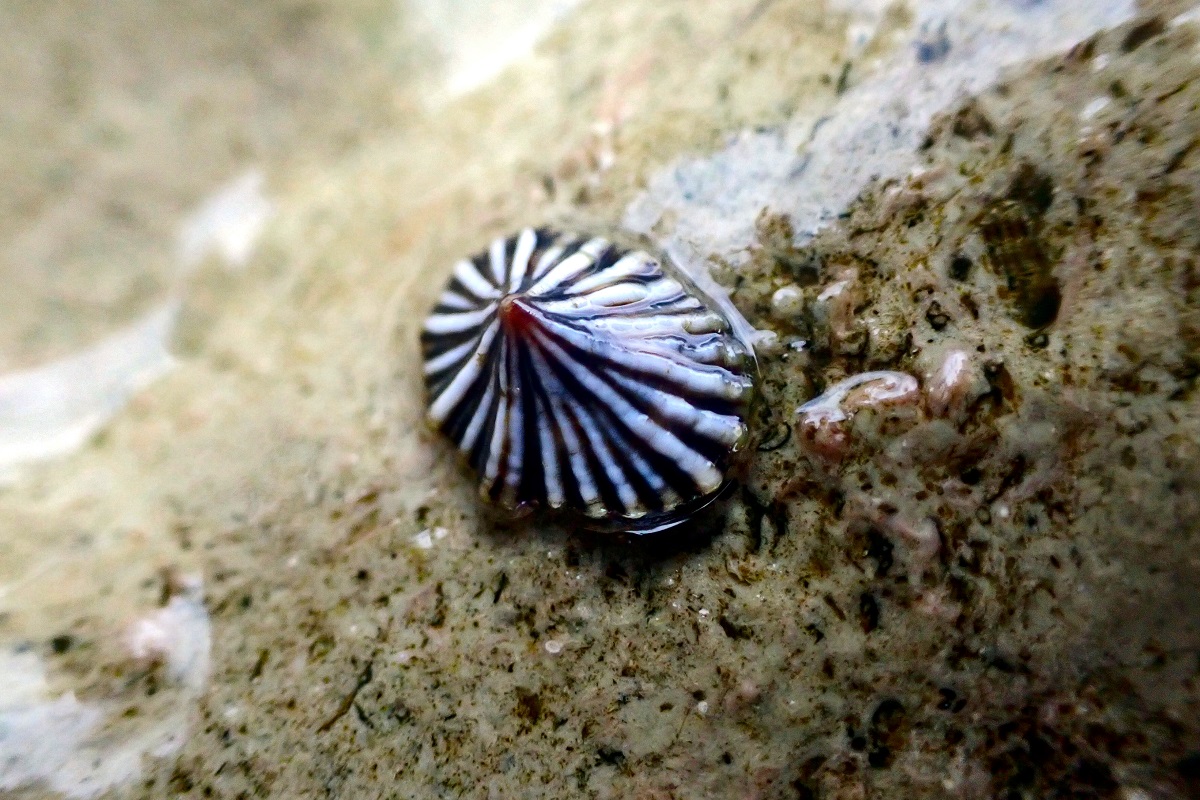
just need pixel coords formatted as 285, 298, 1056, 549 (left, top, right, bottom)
420, 228, 757, 533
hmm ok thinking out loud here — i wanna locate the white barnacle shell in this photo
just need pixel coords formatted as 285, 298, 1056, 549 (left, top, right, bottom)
420, 228, 758, 533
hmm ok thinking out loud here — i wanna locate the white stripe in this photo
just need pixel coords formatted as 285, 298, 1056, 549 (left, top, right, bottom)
436, 290, 478, 311
422, 305, 494, 335
538, 278, 689, 318
673, 337, 730, 366
632, 278, 685, 306
532, 330, 723, 493
572, 399, 640, 515
483, 337, 512, 490
529, 241, 566, 282
566, 252, 656, 295
423, 337, 478, 375
531, 309, 747, 401
645, 295, 705, 316
527, 238, 609, 295
606, 369, 745, 447
529, 346, 602, 510
614, 331, 741, 371
576, 312, 721, 339
427, 321, 499, 424
677, 312, 726, 335
600, 419, 667, 495
489, 236, 508, 285
578, 282, 650, 308
458, 367, 497, 454
502, 342, 525, 491
527, 251, 593, 296
534, 399, 565, 508
529, 327, 666, 506
507, 228, 537, 292
453, 258, 500, 299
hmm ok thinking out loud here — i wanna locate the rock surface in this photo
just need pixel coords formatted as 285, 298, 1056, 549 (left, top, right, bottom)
2, 1, 1198, 798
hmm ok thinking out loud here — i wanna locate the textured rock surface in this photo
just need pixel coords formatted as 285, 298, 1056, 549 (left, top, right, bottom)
2, 1, 1198, 799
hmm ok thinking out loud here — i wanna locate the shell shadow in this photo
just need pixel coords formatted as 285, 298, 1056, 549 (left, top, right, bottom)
481, 486, 735, 583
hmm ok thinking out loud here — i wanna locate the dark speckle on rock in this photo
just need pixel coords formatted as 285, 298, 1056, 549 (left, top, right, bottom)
915, 21, 952, 64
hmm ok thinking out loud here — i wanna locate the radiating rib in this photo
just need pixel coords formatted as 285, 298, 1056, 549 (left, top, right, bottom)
423, 336, 480, 376
452, 258, 500, 299
530, 311, 748, 401
422, 305, 496, 335
527, 238, 610, 296
436, 290, 480, 311
482, 336, 513, 492
528, 345, 602, 512
500, 338, 526, 498
427, 320, 499, 424
566, 388, 641, 516
488, 236, 508, 286
566, 252, 658, 295
531, 380, 566, 509
506, 227, 538, 292
604, 368, 746, 447
531, 330, 723, 494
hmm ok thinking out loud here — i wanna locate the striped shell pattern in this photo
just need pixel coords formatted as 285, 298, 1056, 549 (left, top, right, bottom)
420, 228, 756, 533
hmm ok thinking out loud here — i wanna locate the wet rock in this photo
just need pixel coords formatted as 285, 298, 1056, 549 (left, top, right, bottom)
918, 344, 988, 422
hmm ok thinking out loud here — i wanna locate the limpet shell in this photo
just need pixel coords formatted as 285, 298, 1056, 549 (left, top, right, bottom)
420, 228, 757, 533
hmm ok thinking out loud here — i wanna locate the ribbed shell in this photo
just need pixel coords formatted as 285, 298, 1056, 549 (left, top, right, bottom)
420, 228, 756, 533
